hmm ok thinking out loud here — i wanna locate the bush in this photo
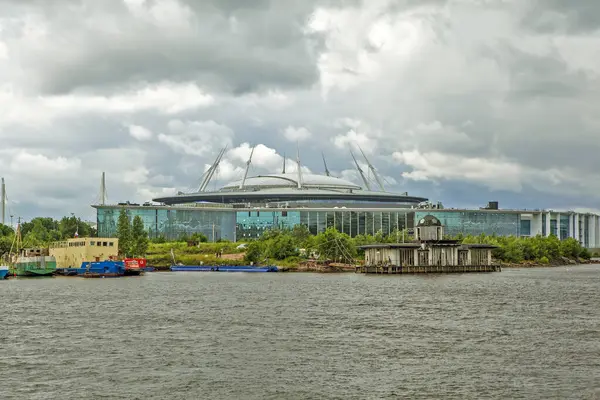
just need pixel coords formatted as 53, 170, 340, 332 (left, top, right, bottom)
581, 248, 592, 260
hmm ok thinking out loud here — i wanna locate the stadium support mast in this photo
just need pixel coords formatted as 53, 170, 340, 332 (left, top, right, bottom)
282, 152, 286, 174
350, 150, 371, 191
358, 146, 385, 192
198, 146, 227, 192
239, 145, 255, 190
1, 177, 5, 225
322, 153, 331, 177
296, 145, 303, 189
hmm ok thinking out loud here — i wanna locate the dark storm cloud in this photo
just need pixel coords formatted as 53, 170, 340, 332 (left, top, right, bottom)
521, 0, 600, 33
4, 0, 358, 95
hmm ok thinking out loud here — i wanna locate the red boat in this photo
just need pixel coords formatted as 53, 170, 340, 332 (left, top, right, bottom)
123, 258, 146, 276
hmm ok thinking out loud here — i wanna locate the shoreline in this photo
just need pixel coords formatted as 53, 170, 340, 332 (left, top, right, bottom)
149, 260, 600, 273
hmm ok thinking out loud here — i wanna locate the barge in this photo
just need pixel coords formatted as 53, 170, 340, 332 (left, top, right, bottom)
171, 265, 278, 272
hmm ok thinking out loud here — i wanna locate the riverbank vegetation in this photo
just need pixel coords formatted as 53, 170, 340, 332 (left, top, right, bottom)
458, 233, 592, 265
144, 228, 594, 269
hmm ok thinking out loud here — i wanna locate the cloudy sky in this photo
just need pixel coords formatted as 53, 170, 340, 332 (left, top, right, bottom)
1, 0, 600, 222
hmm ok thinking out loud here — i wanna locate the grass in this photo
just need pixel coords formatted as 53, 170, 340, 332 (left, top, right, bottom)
146, 242, 248, 267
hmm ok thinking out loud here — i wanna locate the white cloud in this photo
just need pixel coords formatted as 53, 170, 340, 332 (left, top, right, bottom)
227, 143, 284, 171
9, 151, 82, 178
158, 119, 233, 157
45, 82, 215, 115
283, 126, 312, 142
392, 150, 568, 192
0, 82, 214, 129
332, 129, 374, 152
128, 124, 153, 141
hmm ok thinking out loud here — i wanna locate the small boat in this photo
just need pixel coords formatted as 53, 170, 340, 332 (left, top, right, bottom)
170, 265, 278, 273
0, 265, 9, 280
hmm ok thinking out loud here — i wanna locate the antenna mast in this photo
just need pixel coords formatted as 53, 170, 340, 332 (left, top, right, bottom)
296, 144, 303, 189
1, 177, 5, 225
99, 172, 107, 205
322, 153, 331, 177
350, 150, 371, 191
239, 145, 255, 189
358, 146, 385, 191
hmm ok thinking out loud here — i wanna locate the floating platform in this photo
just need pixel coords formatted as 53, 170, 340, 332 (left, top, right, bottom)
356, 264, 501, 274
170, 265, 278, 272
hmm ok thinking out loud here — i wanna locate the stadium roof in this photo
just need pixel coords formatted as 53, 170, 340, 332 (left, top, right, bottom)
220, 173, 361, 192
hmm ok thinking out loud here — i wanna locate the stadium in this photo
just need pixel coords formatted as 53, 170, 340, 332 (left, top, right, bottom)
93, 147, 600, 249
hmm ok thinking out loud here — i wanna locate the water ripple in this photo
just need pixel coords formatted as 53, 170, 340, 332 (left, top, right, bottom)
2, 267, 600, 399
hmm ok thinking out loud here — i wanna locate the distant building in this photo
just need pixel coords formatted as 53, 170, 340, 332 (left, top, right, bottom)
91, 149, 600, 248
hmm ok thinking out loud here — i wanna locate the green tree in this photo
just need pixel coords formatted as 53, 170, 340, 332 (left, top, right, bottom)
116, 209, 132, 257
291, 224, 311, 246
315, 227, 356, 263
264, 233, 298, 260
244, 241, 263, 264
131, 215, 149, 257
0, 235, 14, 259
190, 233, 208, 243
0, 224, 13, 237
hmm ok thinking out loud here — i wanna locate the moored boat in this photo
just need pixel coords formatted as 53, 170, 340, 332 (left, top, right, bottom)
0, 265, 9, 280
5, 222, 56, 277
10, 256, 57, 277
170, 265, 278, 272
123, 258, 146, 276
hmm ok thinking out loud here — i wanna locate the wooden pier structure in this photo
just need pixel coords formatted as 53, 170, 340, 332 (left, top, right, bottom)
357, 215, 501, 274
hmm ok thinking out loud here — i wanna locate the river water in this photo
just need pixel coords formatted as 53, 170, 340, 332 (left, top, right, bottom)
2, 266, 599, 399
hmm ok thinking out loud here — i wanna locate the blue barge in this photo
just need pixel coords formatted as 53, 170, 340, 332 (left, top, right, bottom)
77, 261, 126, 278
170, 265, 278, 273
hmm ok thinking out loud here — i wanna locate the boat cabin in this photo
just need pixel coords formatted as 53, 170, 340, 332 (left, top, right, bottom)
49, 238, 119, 269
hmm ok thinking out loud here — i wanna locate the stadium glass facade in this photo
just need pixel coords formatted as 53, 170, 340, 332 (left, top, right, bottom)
236, 210, 410, 239
94, 206, 600, 248
96, 206, 236, 241
414, 211, 521, 237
